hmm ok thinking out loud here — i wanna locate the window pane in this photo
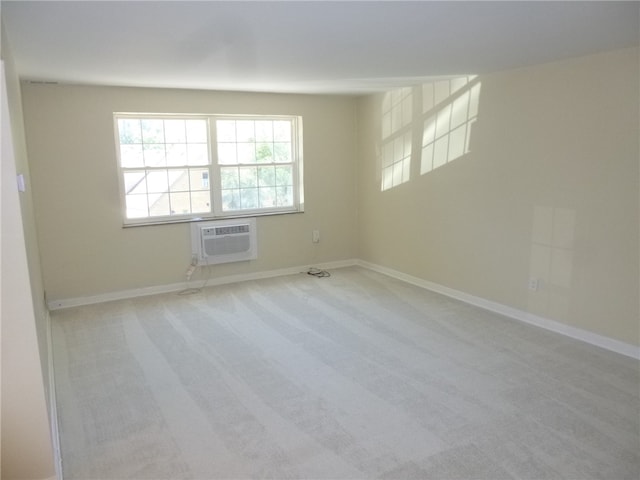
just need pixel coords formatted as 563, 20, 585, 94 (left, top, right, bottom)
220, 167, 240, 189
146, 170, 169, 193
239, 167, 257, 187
141, 119, 164, 144
186, 120, 208, 143
124, 171, 146, 194
166, 143, 187, 166
273, 121, 291, 142
221, 189, 240, 211
164, 119, 186, 143
216, 120, 236, 142
143, 144, 165, 167
191, 191, 211, 213
237, 143, 256, 163
189, 168, 210, 191
258, 166, 275, 186
169, 192, 191, 215
255, 121, 273, 142
125, 194, 148, 218
259, 187, 276, 208
236, 121, 255, 142
276, 185, 293, 207
274, 143, 291, 163
149, 194, 170, 216
187, 144, 208, 166
168, 169, 189, 192
274, 165, 292, 186
240, 188, 258, 209
118, 119, 142, 144
217, 143, 237, 165
256, 143, 273, 163
120, 144, 144, 168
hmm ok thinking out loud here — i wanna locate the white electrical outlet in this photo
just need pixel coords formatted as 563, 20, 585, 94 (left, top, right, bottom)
528, 278, 539, 291
312, 230, 320, 243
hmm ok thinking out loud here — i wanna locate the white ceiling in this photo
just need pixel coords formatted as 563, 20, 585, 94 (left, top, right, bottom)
2, 1, 638, 95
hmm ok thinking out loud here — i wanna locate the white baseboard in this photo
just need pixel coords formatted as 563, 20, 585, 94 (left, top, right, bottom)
45, 310, 63, 479
356, 260, 640, 360
45, 258, 639, 360
47, 259, 358, 311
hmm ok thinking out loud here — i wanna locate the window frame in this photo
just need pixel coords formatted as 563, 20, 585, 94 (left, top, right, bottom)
113, 113, 304, 227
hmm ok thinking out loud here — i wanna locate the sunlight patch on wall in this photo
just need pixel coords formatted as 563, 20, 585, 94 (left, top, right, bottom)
421, 76, 480, 175
381, 87, 412, 191
528, 206, 576, 321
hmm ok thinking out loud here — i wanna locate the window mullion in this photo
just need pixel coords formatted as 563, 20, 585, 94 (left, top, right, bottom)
208, 117, 222, 216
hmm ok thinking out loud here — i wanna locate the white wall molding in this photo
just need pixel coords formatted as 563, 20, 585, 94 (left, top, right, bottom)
47, 259, 358, 311
357, 260, 640, 360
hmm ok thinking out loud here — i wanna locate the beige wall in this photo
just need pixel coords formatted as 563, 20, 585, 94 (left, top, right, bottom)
22, 85, 358, 300
1, 25, 56, 480
357, 47, 639, 346
0, 27, 50, 379
21, 47, 639, 348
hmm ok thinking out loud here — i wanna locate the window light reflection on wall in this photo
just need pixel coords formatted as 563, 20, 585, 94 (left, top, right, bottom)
421, 76, 481, 175
381, 87, 413, 191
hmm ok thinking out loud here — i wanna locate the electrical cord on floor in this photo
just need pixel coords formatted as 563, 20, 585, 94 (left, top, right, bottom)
307, 267, 331, 278
179, 265, 328, 296
177, 263, 212, 296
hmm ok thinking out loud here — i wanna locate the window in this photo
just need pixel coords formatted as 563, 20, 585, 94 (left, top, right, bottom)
114, 114, 303, 226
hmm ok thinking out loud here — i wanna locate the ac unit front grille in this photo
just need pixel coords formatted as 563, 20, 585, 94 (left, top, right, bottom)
204, 234, 251, 257
191, 218, 257, 265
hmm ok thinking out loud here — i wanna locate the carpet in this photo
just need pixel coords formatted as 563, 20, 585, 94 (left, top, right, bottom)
51, 266, 640, 479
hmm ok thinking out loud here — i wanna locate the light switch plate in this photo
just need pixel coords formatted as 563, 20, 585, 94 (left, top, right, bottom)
16, 174, 26, 192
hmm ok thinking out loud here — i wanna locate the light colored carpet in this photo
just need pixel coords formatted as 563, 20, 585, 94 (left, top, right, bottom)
51, 266, 640, 479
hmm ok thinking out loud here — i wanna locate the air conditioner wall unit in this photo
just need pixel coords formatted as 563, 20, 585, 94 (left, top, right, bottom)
191, 218, 257, 265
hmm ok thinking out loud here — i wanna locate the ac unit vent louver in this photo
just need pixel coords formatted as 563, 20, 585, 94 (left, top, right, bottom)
213, 224, 250, 236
